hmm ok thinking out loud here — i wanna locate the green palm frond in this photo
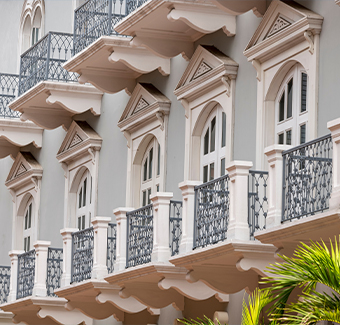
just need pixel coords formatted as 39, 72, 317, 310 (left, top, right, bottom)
178, 316, 221, 325
241, 288, 274, 325
264, 238, 340, 314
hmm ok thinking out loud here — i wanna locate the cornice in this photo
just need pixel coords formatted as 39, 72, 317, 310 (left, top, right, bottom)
5, 169, 43, 191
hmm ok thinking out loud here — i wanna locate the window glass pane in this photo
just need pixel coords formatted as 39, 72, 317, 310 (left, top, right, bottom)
287, 79, 293, 118
286, 130, 292, 145
24, 238, 27, 252
210, 117, 216, 152
157, 144, 160, 176
28, 204, 31, 229
156, 184, 159, 192
149, 148, 153, 179
300, 124, 306, 144
221, 112, 226, 148
147, 188, 151, 205
279, 92, 285, 122
82, 215, 85, 230
78, 217, 81, 230
83, 178, 87, 207
143, 159, 147, 181
210, 163, 215, 181
221, 158, 225, 176
204, 129, 209, 155
79, 189, 82, 208
27, 236, 30, 251
301, 73, 307, 112
25, 212, 28, 230
278, 133, 284, 144
142, 191, 146, 207
203, 165, 208, 183
90, 177, 92, 204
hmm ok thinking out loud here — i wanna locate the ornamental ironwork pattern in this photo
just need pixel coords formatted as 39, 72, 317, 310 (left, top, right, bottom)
194, 174, 230, 249
17, 249, 36, 299
0, 73, 20, 118
0, 266, 10, 304
73, 0, 148, 54
71, 227, 94, 283
169, 200, 182, 256
282, 134, 333, 222
248, 170, 268, 239
46, 248, 63, 297
107, 223, 117, 274
19, 32, 78, 96
126, 204, 153, 268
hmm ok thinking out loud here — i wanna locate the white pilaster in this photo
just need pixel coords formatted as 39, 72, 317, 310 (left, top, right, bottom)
114, 207, 134, 271
226, 161, 253, 240
178, 181, 202, 253
8, 250, 24, 302
32, 241, 51, 297
150, 192, 173, 262
264, 145, 291, 228
328, 118, 340, 210
60, 228, 78, 287
91, 216, 111, 279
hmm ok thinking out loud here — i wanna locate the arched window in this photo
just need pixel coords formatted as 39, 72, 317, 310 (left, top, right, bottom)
31, 7, 42, 46
23, 199, 33, 252
76, 170, 92, 230
275, 64, 308, 146
200, 105, 226, 183
141, 138, 161, 206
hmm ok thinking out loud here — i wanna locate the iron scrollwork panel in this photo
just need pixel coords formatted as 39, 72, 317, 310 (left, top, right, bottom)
0, 73, 20, 118
194, 174, 230, 249
71, 227, 94, 283
17, 249, 36, 299
126, 204, 153, 268
169, 200, 183, 256
0, 266, 10, 303
282, 134, 333, 222
107, 223, 117, 274
46, 248, 63, 297
248, 170, 268, 239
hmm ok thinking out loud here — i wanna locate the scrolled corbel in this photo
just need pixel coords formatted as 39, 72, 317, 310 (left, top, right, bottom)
221, 76, 231, 97
252, 59, 261, 81
304, 30, 314, 54
156, 112, 164, 131
88, 148, 95, 165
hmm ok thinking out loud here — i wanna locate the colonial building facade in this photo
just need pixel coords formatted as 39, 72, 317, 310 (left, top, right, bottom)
0, 0, 339, 324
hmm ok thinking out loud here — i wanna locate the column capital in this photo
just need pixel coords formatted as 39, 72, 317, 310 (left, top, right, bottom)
92, 216, 111, 228
33, 241, 51, 251
178, 180, 202, 194
226, 160, 253, 178
113, 207, 134, 221
150, 192, 173, 207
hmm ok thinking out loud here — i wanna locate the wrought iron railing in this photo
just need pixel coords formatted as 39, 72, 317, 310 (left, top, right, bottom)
73, 0, 149, 54
169, 200, 182, 256
18, 32, 78, 96
0, 266, 10, 303
17, 249, 36, 299
107, 223, 117, 274
71, 227, 94, 283
0, 73, 20, 118
282, 134, 333, 222
194, 175, 230, 249
46, 247, 63, 297
126, 204, 153, 268
248, 170, 268, 239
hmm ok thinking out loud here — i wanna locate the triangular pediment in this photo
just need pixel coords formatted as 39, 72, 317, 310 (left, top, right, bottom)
118, 83, 171, 125
6, 152, 42, 184
245, 0, 323, 52
175, 45, 238, 91
57, 121, 102, 156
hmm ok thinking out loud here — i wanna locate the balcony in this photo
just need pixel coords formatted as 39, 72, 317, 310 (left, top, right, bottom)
73, 0, 148, 54
0, 266, 10, 304
9, 32, 103, 130
0, 73, 20, 119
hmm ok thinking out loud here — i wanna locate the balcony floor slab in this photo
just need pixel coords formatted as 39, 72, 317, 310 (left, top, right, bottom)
0, 119, 43, 159
64, 36, 170, 95
9, 81, 103, 130
255, 208, 340, 257
0, 296, 91, 325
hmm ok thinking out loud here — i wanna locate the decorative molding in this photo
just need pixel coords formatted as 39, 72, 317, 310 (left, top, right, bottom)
118, 83, 171, 134
252, 59, 261, 81
265, 16, 291, 39
304, 30, 314, 54
57, 121, 102, 165
123, 131, 131, 149
181, 99, 190, 119
244, 0, 323, 62
31, 176, 40, 192
15, 163, 27, 177
174, 45, 238, 102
